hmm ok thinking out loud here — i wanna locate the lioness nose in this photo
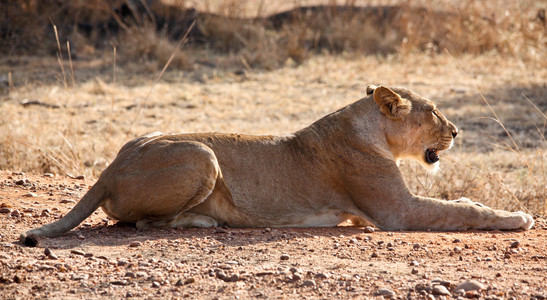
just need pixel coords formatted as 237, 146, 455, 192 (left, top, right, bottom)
451, 128, 458, 138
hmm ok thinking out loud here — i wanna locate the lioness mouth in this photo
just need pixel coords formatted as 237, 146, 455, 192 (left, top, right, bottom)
425, 149, 439, 164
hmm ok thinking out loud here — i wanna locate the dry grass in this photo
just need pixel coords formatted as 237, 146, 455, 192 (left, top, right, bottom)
1, 1, 545, 69
0, 1, 546, 215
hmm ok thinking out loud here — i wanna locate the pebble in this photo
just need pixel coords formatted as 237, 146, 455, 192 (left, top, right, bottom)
432, 285, 451, 295
117, 260, 128, 266
125, 272, 136, 278
375, 288, 395, 297
314, 273, 329, 279
135, 271, 148, 278
15, 179, 30, 185
364, 226, 375, 233
44, 248, 58, 259
0, 207, 11, 214
129, 241, 142, 247
510, 241, 520, 248
10, 210, 21, 217
223, 274, 239, 282
411, 268, 419, 274
70, 250, 85, 256
280, 254, 290, 261
23, 192, 37, 198
60, 199, 76, 204
455, 280, 485, 292
184, 277, 196, 284
289, 267, 303, 274
301, 279, 316, 287
151, 281, 160, 288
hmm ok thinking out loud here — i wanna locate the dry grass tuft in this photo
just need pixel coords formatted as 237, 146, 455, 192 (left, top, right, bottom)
118, 25, 192, 70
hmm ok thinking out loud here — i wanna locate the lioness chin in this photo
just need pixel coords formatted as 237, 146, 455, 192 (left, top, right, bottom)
20, 85, 534, 246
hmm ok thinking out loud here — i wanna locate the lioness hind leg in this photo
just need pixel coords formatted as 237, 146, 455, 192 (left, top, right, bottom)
136, 212, 218, 230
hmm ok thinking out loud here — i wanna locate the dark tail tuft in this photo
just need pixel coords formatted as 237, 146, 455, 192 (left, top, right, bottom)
22, 234, 40, 247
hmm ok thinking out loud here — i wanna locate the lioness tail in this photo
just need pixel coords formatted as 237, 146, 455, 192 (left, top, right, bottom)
19, 183, 106, 246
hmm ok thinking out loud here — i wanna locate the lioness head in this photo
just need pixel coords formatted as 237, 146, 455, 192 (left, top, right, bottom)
367, 85, 458, 170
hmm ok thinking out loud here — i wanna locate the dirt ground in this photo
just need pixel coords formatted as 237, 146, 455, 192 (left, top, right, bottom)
0, 171, 545, 299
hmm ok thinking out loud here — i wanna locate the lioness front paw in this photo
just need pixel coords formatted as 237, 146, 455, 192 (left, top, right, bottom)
511, 211, 534, 230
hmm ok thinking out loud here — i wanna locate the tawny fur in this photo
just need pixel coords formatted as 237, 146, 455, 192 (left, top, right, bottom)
20, 85, 534, 244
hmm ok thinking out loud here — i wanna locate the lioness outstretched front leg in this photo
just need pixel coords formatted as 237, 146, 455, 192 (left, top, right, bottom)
345, 162, 534, 231
383, 196, 534, 231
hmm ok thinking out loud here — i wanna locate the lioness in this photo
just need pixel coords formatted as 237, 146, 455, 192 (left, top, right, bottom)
20, 85, 534, 245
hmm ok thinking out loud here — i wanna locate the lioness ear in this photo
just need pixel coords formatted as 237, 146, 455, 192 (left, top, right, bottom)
373, 86, 412, 120
366, 84, 377, 95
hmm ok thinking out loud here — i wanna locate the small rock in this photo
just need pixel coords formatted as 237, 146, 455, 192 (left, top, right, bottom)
280, 254, 290, 261
60, 199, 76, 204
174, 279, 184, 286
411, 268, 419, 274
13, 275, 23, 284
135, 271, 148, 278
289, 267, 302, 274
71, 274, 88, 281
151, 281, 160, 288
223, 274, 239, 282
125, 272, 136, 278
432, 285, 451, 295
129, 241, 142, 247
301, 279, 316, 287
410, 260, 419, 266
0, 207, 11, 214
43, 173, 54, 178
510, 241, 520, 248
70, 249, 85, 256
364, 226, 375, 233
455, 280, 485, 292
413, 243, 420, 250
453, 238, 462, 243
77, 234, 85, 240
291, 273, 302, 281
44, 248, 58, 259
184, 277, 196, 284
10, 210, 21, 217
117, 260, 128, 266
375, 288, 395, 297
15, 179, 29, 185
23, 192, 37, 198
216, 271, 227, 279
314, 273, 329, 279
